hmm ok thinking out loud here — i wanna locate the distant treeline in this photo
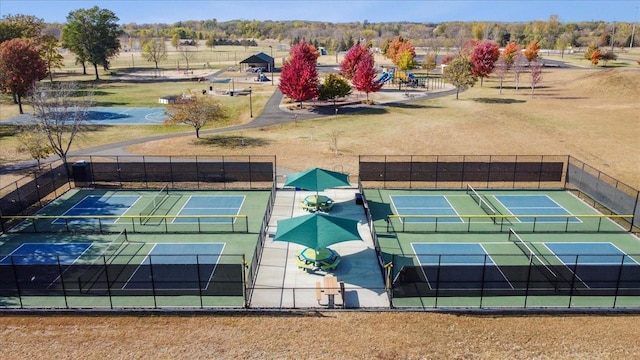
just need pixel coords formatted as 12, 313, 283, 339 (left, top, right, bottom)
37, 17, 640, 51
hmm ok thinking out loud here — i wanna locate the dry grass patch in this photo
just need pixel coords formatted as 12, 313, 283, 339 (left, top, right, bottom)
128, 68, 640, 187
2, 312, 640, 359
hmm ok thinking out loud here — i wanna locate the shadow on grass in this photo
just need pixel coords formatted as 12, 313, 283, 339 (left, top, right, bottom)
0, 124, 18, 138
196, 135, 271, 148
385, 102, 442, 109
473, 98, 526, 104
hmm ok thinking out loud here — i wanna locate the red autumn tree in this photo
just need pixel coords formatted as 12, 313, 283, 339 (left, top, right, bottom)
351, 47, 383, 101
278, 41, 319, 108
470, 40, 500, 86
0, 38, 48, 113
524, 40, 541, 62
340, 44, 369, 80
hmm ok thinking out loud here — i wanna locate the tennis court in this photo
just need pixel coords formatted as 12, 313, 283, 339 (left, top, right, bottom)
391, 195, 462, 223
173, 195, 245, 224
366, 187, 640, 307
495, 195, 580, 223
53, 195, 141, 225
0, 187, 270, 307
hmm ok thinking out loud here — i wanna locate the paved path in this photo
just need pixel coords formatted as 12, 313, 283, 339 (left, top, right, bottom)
1, 84, 456, 172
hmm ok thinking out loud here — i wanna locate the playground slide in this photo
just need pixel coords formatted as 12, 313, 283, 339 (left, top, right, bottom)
377, 72, 392, 84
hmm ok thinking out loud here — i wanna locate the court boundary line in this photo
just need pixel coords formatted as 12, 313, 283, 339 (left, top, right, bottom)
391, 195, 464, 224
492, 194, 584, 224
411, 242, 514, 290
543, 241, 640, 266
123, 242, 225, 291
172, 195, 245, 224
52, 194, 141, 225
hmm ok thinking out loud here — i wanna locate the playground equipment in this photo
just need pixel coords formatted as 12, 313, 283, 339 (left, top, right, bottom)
255, 74, 270, 82
377, 72, 393, 84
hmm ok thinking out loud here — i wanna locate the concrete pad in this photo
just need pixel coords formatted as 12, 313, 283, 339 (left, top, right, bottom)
251, 187, 390, 309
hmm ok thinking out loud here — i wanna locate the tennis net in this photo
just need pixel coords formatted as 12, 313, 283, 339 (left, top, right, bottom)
466, 184, 497, 223
77, 229, 129, 293
139, 184, 170, 224
508, 228, 558, 289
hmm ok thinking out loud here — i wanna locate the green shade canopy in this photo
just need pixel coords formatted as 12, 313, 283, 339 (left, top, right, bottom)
284, 168, 350, 192
274, 213, 363, 251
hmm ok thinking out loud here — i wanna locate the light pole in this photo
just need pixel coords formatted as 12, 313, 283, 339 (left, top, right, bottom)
269, 45, 274, 86
249, 86, 253, 118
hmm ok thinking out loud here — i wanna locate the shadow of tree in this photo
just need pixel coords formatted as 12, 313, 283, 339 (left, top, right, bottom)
385, 102, 442, 109
196, 135, 270, 148
473, 98, 526, 104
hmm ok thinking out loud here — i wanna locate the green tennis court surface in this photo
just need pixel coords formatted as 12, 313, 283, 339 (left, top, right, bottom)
366, 188, 640, 308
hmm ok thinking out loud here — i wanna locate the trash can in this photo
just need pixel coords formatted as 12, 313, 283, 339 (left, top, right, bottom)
72, 160, 93, 188
355, 192, 363, 205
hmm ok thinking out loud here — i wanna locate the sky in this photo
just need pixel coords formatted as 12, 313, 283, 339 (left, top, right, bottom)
2, 0, 639, 24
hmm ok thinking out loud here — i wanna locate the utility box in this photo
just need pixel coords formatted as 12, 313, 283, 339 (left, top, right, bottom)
72, 160, 93, 188
355, 192, 364, 205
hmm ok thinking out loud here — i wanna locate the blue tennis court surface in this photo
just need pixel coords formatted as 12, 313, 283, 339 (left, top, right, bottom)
124, 243, 225, 290
545, 242, 638, 266
6, 107, 168, 125
545, 242, 640, 289
412, 243, 511, 289
173, 195, 245, 224
54, 195, 140, 224
0, 243, 92, 265
495, 195, 579, 223
391, 195, 461, 223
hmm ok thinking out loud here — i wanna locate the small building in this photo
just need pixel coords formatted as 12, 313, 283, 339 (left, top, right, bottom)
158, 95, 179, 104
239, 52, 274, 73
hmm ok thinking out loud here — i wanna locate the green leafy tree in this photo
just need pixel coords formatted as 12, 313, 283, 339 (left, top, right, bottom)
318, 73, 352, 106
165, 94, 227, 138
442, 56, 477, 100
62, 6, 122, 80
39, 34, 64, 82
141, 38, 167, 69
0, 14, 45, 43
0, 38, 48, 113
171, 33, 180, 50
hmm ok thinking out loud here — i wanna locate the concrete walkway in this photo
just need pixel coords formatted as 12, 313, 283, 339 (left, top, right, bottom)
250, 185, 390, 309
